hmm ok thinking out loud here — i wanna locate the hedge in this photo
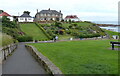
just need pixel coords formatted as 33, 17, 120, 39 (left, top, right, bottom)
35, 23, 53, 39
17, 35, 33, 42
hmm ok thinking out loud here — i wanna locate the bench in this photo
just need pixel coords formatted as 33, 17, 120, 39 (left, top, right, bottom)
110, 41, 120, 50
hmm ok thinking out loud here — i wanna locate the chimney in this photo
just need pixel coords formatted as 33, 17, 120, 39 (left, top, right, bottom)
37, 9, 38, 13
48, 8, 50, 10
59, 10, 61, 13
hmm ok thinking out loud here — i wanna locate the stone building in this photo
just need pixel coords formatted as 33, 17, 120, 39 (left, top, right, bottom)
35, 8, 63, 21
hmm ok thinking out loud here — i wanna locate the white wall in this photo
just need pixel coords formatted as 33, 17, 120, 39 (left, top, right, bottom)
18, 17, 34, 22
65, 18, 79, 22
7, 16, 13, 21
0, 16, 13, 21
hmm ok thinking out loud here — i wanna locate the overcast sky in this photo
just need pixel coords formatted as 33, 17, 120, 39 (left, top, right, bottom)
0, 0, 119, 21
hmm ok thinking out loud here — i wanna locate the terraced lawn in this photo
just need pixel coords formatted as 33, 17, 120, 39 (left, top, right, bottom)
20, 23, 48, 40
29, 40, 118, 74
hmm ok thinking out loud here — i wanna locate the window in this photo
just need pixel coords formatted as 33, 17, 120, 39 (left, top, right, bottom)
28, 18, 31, 20
52, 14, 55, 16
40, 14, 43, 16
20, 18, 24, 20
48, 14, 50, 16
44, 14, 46, 16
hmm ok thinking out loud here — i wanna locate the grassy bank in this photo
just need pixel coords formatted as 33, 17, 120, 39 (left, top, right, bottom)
29, 40, 118, 74
20, 23, 49, 40
104, 30, 119, 37
0, 32, 14, 47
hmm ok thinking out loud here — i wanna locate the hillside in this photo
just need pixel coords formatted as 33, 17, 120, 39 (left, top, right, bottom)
39, 22, 106, 40
0, 32, 14, 47
20, 23, 49, 41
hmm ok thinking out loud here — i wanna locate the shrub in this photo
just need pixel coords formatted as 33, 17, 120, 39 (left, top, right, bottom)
17, 35, 33, 42
79, 34, 100, 38
2, 27, 19, 39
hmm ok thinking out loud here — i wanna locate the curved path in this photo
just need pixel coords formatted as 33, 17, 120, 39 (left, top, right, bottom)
2, 43, 47, 74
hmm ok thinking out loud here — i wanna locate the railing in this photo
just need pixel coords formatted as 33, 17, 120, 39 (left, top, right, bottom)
0, 43, 17, 60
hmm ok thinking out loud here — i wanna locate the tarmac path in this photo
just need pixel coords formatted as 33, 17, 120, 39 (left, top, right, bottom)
2, 43, 47, 74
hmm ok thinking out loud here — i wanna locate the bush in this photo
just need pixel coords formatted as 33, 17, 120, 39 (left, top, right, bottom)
2, 27, 19, 39
17, 35, 33, 42
79, 34, 100, 38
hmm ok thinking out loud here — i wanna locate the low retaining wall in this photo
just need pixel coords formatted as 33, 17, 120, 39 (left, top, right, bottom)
25, 45, 63, 75
0, 43, 17, 61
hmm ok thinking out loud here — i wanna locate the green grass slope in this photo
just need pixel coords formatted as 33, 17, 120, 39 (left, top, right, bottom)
0, 32, 14, 47
29, 40, 118, 74
20, 23, 49, 40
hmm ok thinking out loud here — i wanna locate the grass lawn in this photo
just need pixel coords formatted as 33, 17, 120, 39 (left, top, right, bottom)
104, 30, 119, 37
20, 23, 49, 40
29, 40, 118, 74
58, 35, 73, 40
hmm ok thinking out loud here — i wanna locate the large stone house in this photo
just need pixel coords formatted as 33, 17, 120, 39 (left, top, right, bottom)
35, 8, 63, 21
18, 11, 34, 22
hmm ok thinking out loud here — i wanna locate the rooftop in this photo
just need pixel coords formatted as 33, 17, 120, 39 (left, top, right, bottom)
65, 15, 79, 19
38, 8, 62, 15
20, 13, 32, 17
0, 12, 11, 16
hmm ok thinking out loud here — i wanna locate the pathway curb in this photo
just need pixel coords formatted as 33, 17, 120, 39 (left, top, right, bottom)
25, 45, 64, 76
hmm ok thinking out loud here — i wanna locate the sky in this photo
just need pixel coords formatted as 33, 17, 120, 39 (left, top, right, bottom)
0, 0, 119, 21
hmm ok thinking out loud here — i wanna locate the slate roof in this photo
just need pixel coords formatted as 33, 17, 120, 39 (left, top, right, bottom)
38, 10, 62, 15
20, 13, 32, 17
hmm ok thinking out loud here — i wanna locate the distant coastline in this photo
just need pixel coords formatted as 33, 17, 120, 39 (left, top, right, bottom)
92, 21, 118, 25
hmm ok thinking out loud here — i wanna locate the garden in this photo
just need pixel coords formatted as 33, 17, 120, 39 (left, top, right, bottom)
38, 21, 106, 40
29, 40, 118, 74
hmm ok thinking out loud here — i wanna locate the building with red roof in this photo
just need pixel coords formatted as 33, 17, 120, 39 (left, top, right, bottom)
0, 10, 13, 21
65, 15, 80, 22
0, 12, 11, 16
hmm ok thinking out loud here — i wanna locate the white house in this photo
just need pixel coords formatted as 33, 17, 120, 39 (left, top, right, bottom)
112, 35, 119, 39
65, 15, 80, 22
0, 11, 14, 21
18, 11, 34, 22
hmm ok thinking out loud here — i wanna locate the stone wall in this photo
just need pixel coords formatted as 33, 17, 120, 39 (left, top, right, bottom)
25, 45, 63, 75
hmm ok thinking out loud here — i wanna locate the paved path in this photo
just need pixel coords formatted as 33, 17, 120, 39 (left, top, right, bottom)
2, 43, 47, 74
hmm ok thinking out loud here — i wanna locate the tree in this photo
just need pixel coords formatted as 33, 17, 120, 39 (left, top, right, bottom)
23, 11, 30, 15
2, 16, 16, 28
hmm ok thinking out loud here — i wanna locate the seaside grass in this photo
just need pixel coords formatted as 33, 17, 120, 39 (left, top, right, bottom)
20, 23, 49, 40
29, 40, 118, 74
105, 30, 119, 36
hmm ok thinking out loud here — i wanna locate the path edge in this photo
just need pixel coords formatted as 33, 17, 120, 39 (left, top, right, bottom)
25, 44, 63, 75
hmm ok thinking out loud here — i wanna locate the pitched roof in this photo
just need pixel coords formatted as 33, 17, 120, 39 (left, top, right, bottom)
65, 15, 79, 19
20, 13, 32, 17
0, 12, 11, 16
38, 10, 62, 15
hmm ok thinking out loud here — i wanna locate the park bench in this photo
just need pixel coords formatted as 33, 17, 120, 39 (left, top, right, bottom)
110, 41, 120, 50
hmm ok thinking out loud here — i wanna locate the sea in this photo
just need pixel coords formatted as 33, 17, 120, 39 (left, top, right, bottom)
92, 21, 120, 32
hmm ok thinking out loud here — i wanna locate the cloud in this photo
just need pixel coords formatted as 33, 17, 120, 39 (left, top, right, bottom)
0, 0, 119, 21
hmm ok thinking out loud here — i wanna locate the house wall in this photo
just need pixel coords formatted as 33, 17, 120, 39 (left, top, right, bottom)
35, 13, 63, 21
7, 16, 13, 21
0, 16, 13, 21
18, 17, 34, 22
65, 18, 79, 22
